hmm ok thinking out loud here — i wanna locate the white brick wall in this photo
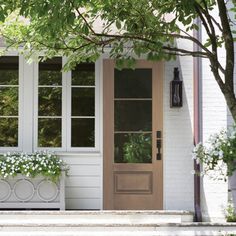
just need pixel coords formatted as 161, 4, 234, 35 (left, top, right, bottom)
200, 6, 228, 221
163, 38, 194, 211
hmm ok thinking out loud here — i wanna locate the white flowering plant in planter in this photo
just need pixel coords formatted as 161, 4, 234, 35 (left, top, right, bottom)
193, 128, 236, 180
0, 151, 69, 182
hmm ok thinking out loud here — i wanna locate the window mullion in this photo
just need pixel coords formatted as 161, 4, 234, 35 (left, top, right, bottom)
62, 57, 68, 151
33, 60, 39, 151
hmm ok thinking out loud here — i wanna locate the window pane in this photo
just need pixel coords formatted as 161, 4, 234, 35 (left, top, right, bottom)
0, 87, 18, 116
71, 118, 94, 147
0, 118, 18, 147
0, 56, 18, 85
39, 57, 62, 85
115, 133, 152, 163
72, 63, 95, 85
38, 87, 62, 116
0, 70, 18, 85
115, 100, 152, 131
72, 88, 95, 116
115, 69, 152, 98
38, 118, 61, 147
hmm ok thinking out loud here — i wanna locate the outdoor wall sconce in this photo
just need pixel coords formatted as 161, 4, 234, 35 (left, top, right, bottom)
170, 67, 183, 108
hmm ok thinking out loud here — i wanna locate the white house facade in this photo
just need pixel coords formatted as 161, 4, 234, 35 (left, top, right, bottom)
0, 47, 229, 222
0, 6, 232, 220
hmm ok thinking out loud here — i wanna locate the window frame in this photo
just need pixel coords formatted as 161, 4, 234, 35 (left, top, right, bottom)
34, 57, 100, 152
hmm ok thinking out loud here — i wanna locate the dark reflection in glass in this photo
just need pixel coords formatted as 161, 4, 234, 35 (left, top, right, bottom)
0, 70, 18, 85
38, 118, 61, 147
115, 69, 152, 98
115, 133, 152, 163
39, 71, 62, 86
38, 87, 62, 116
0, 87, 18, 116
0, 56, 18, 85
71, 118, 94, 147
72, 63, 95, 85
115, 100, 152, 131
39, 57, 62, 85
72, 88, 95, 116
0, 118, 18, 147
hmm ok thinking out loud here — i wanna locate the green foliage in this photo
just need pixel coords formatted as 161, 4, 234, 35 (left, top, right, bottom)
123, 134, 152, 163
225, 203, 236, 222
0, 0, 219, 69
0, 152, 69, 182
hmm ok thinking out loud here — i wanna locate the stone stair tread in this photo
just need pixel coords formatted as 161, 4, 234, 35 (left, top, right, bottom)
0, 210, 193, 215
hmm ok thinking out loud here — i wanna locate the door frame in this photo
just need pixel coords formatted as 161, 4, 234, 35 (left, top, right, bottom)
103, 59, 164, 209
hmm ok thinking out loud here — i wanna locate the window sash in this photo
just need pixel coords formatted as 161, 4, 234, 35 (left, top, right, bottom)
0, 55, 23, 152
34, 58, 99, 152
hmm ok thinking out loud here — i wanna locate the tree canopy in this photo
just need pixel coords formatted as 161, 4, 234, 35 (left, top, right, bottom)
0, 0, 236, 120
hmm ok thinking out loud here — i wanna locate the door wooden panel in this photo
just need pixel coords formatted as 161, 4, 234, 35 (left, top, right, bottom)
103, 60, 163, 210
114, 171, 152, 194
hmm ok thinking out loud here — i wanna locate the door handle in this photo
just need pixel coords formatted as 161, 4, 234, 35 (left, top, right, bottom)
156, 131, 162, 160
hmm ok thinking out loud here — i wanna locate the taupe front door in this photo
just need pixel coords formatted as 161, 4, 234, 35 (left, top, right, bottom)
103, 60, 163, 210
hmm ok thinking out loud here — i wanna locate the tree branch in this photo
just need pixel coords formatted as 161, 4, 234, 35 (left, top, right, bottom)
68, 0, 96, 35
217, 0, 234, 89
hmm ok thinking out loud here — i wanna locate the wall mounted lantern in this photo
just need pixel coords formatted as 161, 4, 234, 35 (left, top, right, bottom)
170, 67, 183, 108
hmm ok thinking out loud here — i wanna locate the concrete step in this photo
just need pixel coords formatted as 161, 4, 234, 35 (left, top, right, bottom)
0, 210, 194, 224
0, 211, 235, 236
0, 223, 236, 236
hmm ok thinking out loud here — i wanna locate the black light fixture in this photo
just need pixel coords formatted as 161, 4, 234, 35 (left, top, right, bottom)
170, 67, 183, 107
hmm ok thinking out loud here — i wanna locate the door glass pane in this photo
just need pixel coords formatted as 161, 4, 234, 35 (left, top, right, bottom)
38, 87, 62, 116
115, 133, 152, 163
115, 69, 152, 98
71, 118, 95, 147
39, 57, 62, 85
115, 100, 152, 131
71, 88, 95, 116
0, 87, 18, 116
0, 118, 18, 147
38, 118, 61, 147
114, 68, 152, 163
72, 63, 95, 85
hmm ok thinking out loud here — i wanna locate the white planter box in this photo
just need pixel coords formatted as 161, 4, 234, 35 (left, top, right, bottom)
0, 172, 65, 210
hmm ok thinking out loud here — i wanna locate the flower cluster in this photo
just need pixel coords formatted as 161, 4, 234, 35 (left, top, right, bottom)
0, 151, 68, 182
193, 128, 236, 180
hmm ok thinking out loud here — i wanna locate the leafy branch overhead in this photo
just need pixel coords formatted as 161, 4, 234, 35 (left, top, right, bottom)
1, 0, 236, 120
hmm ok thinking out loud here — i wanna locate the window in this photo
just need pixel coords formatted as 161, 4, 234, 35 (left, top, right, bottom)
0, 56, 19, 147
71, 63, 95, 147
0, 56, 98, 152
36, 58, 96, 151
38, 57, 62, 147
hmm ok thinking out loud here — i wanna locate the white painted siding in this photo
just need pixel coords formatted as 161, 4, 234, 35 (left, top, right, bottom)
60, 154, 102, 209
